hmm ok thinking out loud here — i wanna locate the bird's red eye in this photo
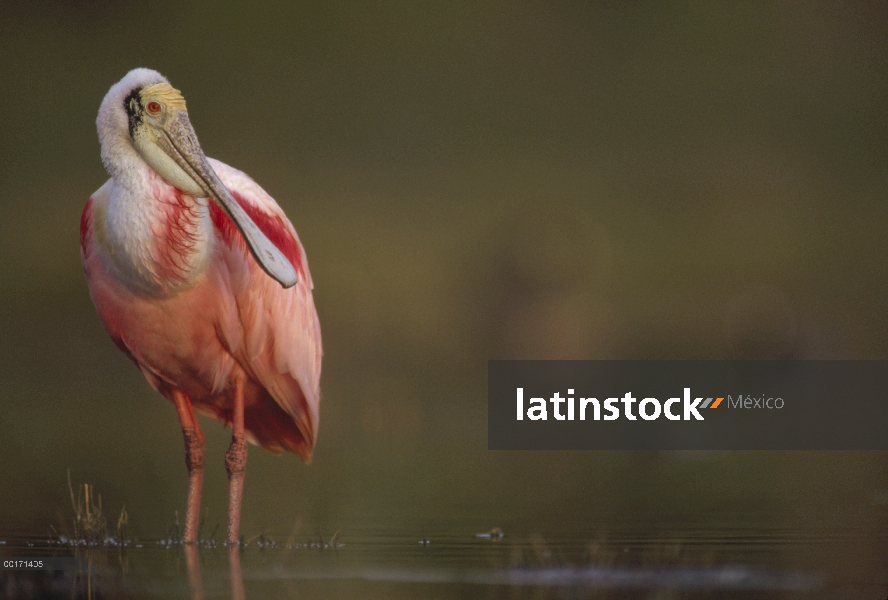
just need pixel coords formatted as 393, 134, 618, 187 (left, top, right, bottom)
147, 101, 161, 113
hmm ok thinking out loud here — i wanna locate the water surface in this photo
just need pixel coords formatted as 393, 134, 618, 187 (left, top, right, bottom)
2, 519, 886, 598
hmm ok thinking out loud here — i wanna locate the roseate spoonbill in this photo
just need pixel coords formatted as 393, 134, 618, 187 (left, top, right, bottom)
81, 69, 322, 545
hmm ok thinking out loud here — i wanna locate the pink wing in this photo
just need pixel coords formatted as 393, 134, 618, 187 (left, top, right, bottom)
208, 159, 322, 461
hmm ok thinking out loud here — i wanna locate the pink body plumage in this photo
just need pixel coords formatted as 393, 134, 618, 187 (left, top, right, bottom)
81, 157, 321, 460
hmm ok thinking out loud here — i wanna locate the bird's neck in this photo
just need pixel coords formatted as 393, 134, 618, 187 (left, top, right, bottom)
104, 150, 214, 295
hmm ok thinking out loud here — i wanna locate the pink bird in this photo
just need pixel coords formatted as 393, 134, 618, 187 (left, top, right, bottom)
80, 69, 322, 545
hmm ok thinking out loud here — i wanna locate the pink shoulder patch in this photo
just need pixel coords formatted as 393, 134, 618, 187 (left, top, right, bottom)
209, 191, 304, 278
80, 198, 93, 254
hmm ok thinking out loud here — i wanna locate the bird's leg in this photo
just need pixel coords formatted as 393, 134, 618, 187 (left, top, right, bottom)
172, 389, 205, 544
226, 375, 247, 545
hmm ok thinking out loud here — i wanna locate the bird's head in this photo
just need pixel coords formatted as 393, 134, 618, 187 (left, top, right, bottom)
97, 69, 298, 288
120, 77, 207, 198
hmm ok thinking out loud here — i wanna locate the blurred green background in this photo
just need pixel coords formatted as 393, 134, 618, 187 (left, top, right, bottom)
1, 0, 887, 584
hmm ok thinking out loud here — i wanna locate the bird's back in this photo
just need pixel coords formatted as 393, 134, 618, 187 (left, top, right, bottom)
207, 159, 322, 459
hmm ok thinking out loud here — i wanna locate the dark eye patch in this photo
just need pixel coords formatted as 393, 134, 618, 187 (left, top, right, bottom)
123, 87, 143, 139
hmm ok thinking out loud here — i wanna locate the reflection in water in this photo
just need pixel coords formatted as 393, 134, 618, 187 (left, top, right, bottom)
184, 544, 203, 600
229, 547, 246, 600
185, 544, 245, 600
259, 565, 821, 590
